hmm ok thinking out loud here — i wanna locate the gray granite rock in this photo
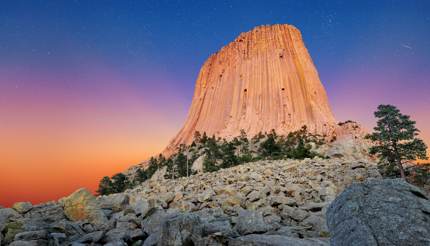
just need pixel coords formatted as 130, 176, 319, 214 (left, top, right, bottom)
327, 178, 430, 246
158, 213, 204, 246
234, 209, 272, 235
228, 234, 329, 246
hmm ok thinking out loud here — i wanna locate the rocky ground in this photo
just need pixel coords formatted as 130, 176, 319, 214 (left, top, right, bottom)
0, 157, 383, 245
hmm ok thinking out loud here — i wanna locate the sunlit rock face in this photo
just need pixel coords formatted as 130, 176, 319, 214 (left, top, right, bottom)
165, 24, 336, 154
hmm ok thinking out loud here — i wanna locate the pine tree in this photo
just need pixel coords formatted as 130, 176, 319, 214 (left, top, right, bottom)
165, 158, 177, 179
366, 105, 428, 179
176, 151, 190, 177
111, 173, 130, 193
203, 155, 219, 172
221, 140, 238, 168
201, 132, 209, 145
97, 176, 113, 195
259, 129, 282, 159
135, 168, 148, 183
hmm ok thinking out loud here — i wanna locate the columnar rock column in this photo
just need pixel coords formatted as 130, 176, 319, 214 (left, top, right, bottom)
165, 24, 336, 155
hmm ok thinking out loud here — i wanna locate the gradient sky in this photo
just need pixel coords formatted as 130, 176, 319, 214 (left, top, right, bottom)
1, 0, 429, 207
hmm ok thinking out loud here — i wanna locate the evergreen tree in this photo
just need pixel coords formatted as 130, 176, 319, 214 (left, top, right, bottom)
286, 137, 315, 159
203, 155, 219, 172
205, 135, 222, 159
165, 158, 177, 179
111, 173, 130, 193
176, 151, 190, 177
366, 105, 428, 179
97, 176, 113, 195
221, 140, 238, 168
259, 129, 282, 159
201, 132, 209, 145
135, 168, 148, 183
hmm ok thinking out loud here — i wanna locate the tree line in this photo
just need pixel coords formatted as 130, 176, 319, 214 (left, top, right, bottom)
98, 104, 429, 196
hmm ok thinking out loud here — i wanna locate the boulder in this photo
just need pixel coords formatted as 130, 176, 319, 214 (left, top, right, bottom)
60, 188, 108, 226
24, 203, 65, 225
14, 230, 48, 241
141, 208, 170, 235
197, 189, 215, 202
3, 221, 24, 245
202, 218, 236, 237
234, 209, 272, 235
192, 154, 205, 173
214, 185, 237, 196
0, 208, 21, 231
280, 205, 308, 222
74, 230, 104, 243
265, 226, 299, 237
158, 213, 204, 246
103, 228, 145, 243
97, 193, 129, 212
49, 232, 66, 245
269, 196, 296, 207
228, 234, 329, 246
302, 214, 328, 237
8, 240, 44, 246
12, 202, 33, 214
159, 192, 175, 205
130, 198, 150, 217
327, 179, 430, 246
142, 232, 160, 246
246, 190, 261, 202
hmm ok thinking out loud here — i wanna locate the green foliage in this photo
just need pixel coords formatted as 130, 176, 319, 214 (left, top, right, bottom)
111, 173, 130, 193
282, 126, 319, 159
97, 176, 113, 195
98, 126, 327, 195
286, 137, 315, 159
203, 156, 219, 172
164, 158, 176, 179
260, 130, 282, 159
135, 168, 148, 183
176, 151, 190, 177
252, 131, 265, 144
366, 104, 428, 178
220, 140, 239, 168
97, 173, 131, 195
196, 127, 322, 173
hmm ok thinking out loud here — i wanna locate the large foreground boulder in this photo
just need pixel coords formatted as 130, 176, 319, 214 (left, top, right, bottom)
59, 188, 108, 226
327, 179, 430, 246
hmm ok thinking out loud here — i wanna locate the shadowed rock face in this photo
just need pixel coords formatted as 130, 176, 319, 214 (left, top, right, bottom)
327, 179, 430, 246
165, 24, 336, 155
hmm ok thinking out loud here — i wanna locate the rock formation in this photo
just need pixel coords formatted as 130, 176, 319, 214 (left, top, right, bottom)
0, 157, 381, 245
327, 179, 430, 246
164, 24, 336, 155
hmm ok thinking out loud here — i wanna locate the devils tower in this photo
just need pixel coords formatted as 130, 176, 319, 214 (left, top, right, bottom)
165, 24, 336, 154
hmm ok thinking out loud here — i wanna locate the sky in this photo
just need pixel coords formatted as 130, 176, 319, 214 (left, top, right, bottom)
1, 0, 429, 207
